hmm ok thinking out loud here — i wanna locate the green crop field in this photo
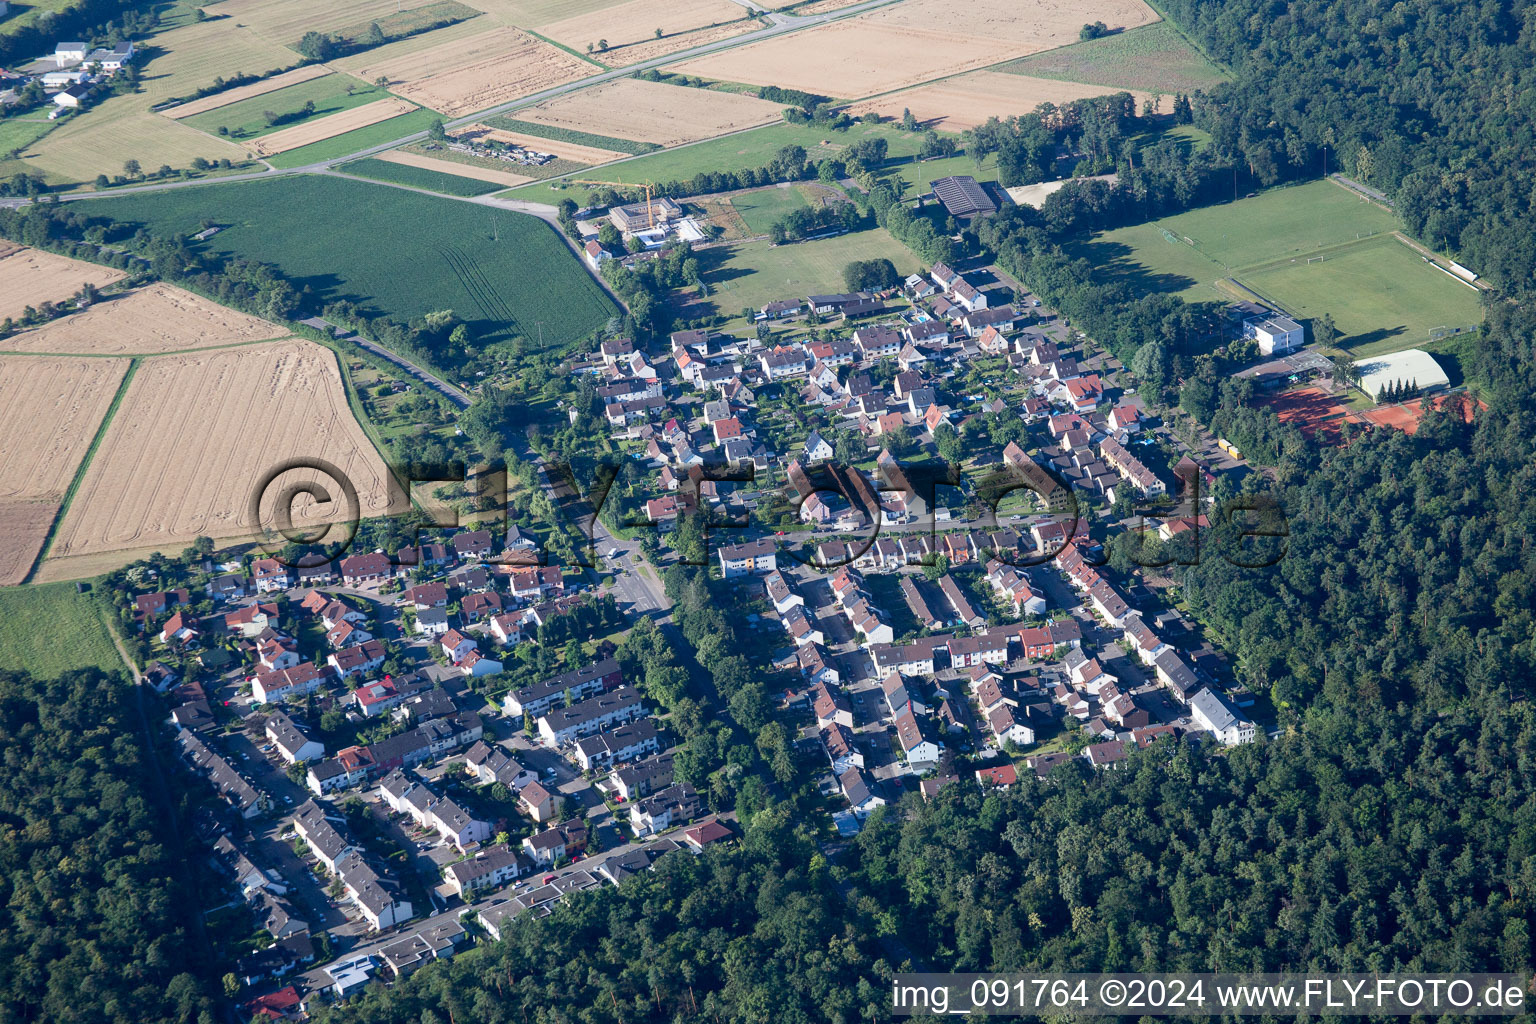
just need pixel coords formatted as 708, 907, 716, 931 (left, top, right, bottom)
339, 157, 503, 196
1242, 239, 1484, 354
0, 582, 124, 678
85, 174, 617, 351
263, 107, 441, 169
0, 116, 55, 158
503, 121, 928, 206
1069, 180, 1483, 352
698, 226, 919, 313
731, 186, 807, 234
482, 117, 659, 156
181, 75, 392, 141
997, 22, 1228, 96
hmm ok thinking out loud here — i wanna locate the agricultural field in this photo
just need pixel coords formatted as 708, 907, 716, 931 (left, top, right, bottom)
847, 70, 1157, 133
696, 226, 920, 313
670, 0, 1160, 98
179, 75, 393, 141
0, 116, 55, 159
244, 97, 420, 156
1070, 180, 1484, 351
503, 120, 925, 204
454, 122, 628, 163
0, 355, 130, 585
997, 21, 1228, 96
206, 0, 467, 45
730, 185, 807, 234
19, 95, 251, 183
512, 78, 784, 147
85, 175, 617, 350
537, 0, 746, 55
2, 283, 289, 356
459, 0, 628, 23
340, 154, 510, 194
261, 108, 442, 168
0, 583, 124, 676
481, 117, 657, 156
44, 340, 407, 577
0, 243, 125, 322
161, 65, 334, 120
344, 23, 596, 116
599, 21, 760, 67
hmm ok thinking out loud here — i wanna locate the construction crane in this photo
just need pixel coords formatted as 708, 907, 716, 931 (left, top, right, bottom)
570, 179, 660, 228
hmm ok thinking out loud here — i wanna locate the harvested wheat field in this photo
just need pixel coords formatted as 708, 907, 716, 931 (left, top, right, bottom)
0, 355, 130, 584
161, 65, 334, 119
672, 0, 1159, 98
47, 340, 406, 572
210, 0, 451, 44
245, 97, 420, 156
352, 26, 595, 116
379, 149, 534, 185
539, 0, 745, 54
847, 70, 1158, 132
597, 20, 758, 66
3, 283, 290, 356
453, 123, 628, 163
0, 245, 126, 322
515, 78, 784, 146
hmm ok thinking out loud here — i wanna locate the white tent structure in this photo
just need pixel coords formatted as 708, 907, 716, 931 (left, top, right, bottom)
1353, 348, 1450, 403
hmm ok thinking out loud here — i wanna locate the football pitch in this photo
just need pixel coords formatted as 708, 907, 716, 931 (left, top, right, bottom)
1069, 179, 1482, 352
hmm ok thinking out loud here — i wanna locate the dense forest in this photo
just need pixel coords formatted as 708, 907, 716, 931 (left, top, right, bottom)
0, 669, 218, 1024
315, 809, 889, 1024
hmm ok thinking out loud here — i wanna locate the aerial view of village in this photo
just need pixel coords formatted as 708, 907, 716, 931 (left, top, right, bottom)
0, 0, 1531, 1020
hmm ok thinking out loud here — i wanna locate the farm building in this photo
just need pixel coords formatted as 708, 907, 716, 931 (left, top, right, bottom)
931, 175, 998, 219
1353, 349, 1450, 403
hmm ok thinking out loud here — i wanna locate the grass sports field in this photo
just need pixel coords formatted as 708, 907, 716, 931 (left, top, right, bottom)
503, 121, 927, 205
340, 156, 505, 195
698, 226, 919, 313
84, 175, 617, 351
180, 75, 393, 140
0, 582, 124, 678
1070, 180, 1484, 350
731, 186, 807, 234
997, 22, 1227, 95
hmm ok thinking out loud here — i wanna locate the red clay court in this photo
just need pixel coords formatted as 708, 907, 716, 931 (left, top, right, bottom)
1259, 387, 1483, 443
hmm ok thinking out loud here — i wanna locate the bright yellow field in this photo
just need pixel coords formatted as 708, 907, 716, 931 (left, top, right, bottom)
47, 340, 406, 571
3, 283, 289, 355
0, 356, 129, 585
671, 0, 1160, 98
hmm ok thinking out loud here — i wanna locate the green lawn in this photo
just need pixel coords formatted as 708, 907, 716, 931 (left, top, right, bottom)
339, 156, 503, 196
1070, 180, 1402, 300
85, 174, 617, 352
731, 185, 806, 234
264, 107, 441, 169
697, 226, 920, 313
502, 121, 928, 205
0, 581, 125, 678
997, 22, 1228, 95
0, 115, 55, 158
888, 151, 996, 200
1242, 238, 1484, 354
1068, 179, 1483, 353
181, 75, 392, 141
